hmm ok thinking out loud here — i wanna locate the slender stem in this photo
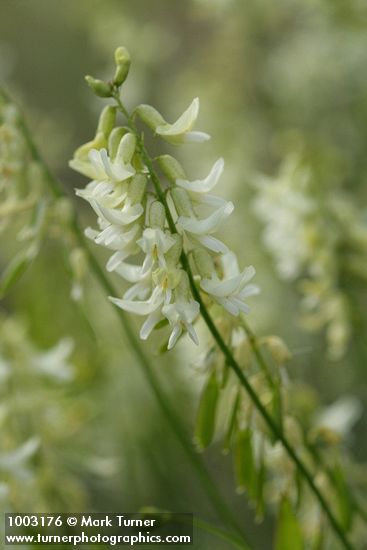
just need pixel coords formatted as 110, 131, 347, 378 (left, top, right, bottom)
116, 95, 356, 550
0, 87, 251, 547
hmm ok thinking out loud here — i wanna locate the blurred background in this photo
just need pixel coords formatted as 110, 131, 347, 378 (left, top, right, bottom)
1, 0, 367, 548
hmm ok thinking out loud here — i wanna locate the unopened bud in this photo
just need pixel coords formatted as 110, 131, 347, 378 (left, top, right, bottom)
135, 104, 166, 132
128, 174, 147, 205
171, 187, 194, 217
85, 75, 112, 98
165, 234, 183, 266
113, 46, 131, 86
149, 201, 166, 229
108, 127, 127, 159
192, 248, 214, 279
260, 335, 292, 366
96, 106, 116, 138
157, 155, 186, 183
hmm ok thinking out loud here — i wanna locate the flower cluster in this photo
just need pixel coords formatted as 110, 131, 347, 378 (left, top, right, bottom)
70, 50, 259, 350
253, 154, 367, 359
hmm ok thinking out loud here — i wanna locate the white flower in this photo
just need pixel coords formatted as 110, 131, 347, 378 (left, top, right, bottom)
31, 338, 74, 382
137, 227, 176, 274
200, 252, 260, 316
162, 298, 200, 350
156, 98, 210, 144
177, 202, 234, 253
70, 133, 136, 182
0, 437, 40, 480
315, 396, 362, 438
176, 158, 226, 206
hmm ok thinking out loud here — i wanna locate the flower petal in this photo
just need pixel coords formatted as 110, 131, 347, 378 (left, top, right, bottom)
176, 158, 224, 193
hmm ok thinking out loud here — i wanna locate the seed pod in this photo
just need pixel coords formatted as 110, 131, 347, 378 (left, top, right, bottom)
234, 428, 257, 500
275, 496, 304, 550
194, 371, 219, 450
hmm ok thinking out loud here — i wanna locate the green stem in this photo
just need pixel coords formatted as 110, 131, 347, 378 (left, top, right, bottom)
0, 87, 251, 548
116, 94, 356, 550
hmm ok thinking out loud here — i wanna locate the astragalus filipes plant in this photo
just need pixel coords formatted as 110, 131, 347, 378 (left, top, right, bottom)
70, 69, 259, 350
253, 155, 367, 360
68, 47, 365, 550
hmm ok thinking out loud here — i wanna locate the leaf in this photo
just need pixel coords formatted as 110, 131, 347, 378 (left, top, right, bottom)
234, 428, 257, 500
0, 244, 38, 298
255, 456, 266, 521
275, 496, 304, 550
194, 371, 219, 450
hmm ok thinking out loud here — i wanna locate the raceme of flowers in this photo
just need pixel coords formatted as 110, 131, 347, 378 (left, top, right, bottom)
70, 95, 259, 350
253, 154, 367, 359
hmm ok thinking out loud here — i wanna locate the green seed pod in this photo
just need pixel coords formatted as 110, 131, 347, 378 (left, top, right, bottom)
85, 75, 112, 98
108, 127, 127, 159
149, 201, 166, 229
157, 155, 186, 183
113, 46, 131, 86
128, 174, 147, 205
194, 371, 219, 451
135, 104, 166, 131
96, 106, 117, 138
275, 496, 304, 550
192, 248, 214, 279
234, 428, 257, 499
170, 187, 194, 217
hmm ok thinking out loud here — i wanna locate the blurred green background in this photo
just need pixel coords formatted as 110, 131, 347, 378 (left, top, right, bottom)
1, 0, 367, 548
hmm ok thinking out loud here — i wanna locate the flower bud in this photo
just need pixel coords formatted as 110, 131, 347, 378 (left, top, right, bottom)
260, 335, 292, 366
108, 127, 127, 159
96, 106, 117, 138
165, 234, 183, 267
171, 187, 194, 217
113, 46, 131, 86
135, 104, 166, 132
157, 155, 186, 183
85, 75, 113, 98
192, 248, 214, 279
149, 201, 166, 229
128, 174, 147, 205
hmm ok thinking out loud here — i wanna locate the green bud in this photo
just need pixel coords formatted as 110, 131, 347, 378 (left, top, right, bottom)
149, 201, 166, 229
113, 46, 131, 86
234, 429, 257, 499
135, 104, 166, 132
192, 248, 214, 279
85, 75, 112, 98
128, 174, 147, 205
194, 371, 219, 450
165, 234, 183, 267
157, 155, 186, 183
170, 187, 194, 217
96, 106, 117, 138
108, 127, 127, 159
